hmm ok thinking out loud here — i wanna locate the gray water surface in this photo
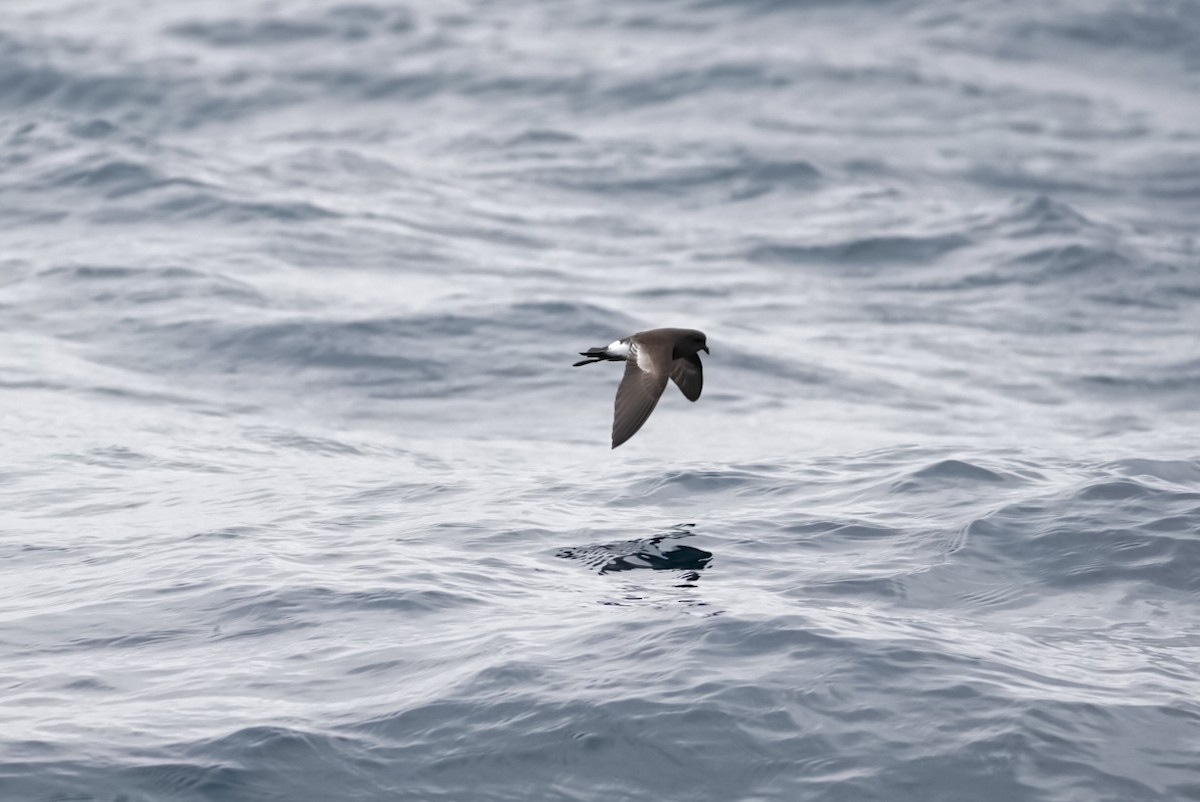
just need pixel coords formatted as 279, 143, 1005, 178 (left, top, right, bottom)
2, 1, 1199, 800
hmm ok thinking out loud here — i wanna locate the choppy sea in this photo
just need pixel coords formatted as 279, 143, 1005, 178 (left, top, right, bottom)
2, 1, 1199, 800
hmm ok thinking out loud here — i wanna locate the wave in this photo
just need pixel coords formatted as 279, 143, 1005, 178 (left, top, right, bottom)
85, 300, 626, 394
36, 264, 266, 306
956, 468, 1200, 597
892, 458, 1022, 490
1011, 3, 1200, 60
4, 118, 340, 223
745, 233, 970, 266
168, 8, 416, 48
987, 195, 1104, 239
547, 154, 821, 201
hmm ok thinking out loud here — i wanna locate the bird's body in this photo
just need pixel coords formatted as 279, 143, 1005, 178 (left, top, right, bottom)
573, 328, 709, 448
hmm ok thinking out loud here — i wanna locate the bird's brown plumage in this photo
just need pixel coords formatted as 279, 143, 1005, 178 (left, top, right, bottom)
573, 327, 708, 448
669, 352, 703, 402
612, 340, 672, 448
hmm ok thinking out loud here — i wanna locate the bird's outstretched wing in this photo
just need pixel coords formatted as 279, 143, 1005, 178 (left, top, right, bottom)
669, 353, 703, 402
612, 342, 670, 448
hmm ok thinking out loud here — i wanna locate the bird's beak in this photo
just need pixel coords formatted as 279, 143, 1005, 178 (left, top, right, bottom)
702, 345, 710, 354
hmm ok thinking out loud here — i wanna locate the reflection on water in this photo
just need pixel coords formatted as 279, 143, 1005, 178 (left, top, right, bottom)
557, 523, 713, 584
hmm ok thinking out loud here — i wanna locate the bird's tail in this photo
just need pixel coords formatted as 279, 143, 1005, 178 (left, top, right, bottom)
572, 347, 622, 367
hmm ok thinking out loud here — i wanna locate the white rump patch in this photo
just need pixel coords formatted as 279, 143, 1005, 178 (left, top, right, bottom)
606, 339, 631, 357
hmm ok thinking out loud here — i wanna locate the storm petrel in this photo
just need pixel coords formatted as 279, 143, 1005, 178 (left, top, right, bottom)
573, 328, 709, 448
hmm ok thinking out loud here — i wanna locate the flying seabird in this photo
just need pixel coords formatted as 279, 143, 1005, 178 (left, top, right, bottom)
573, 328, 709, 448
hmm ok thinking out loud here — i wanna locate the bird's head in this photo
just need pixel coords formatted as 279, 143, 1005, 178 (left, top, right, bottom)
683, 330, 709, 355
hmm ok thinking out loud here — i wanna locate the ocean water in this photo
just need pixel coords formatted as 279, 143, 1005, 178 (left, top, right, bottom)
2, 0, 1199, 799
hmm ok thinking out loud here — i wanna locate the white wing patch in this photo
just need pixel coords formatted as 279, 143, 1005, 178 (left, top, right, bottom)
606, 339, 632, 358
635, 342, 656, 373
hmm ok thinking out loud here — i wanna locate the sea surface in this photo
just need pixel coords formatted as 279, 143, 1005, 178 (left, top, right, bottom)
2, 1, 1199, 800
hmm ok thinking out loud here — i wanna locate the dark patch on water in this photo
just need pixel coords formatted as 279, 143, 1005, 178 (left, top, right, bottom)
558, 524, 713, 581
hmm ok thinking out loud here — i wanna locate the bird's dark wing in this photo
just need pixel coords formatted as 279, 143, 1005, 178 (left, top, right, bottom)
612, 341, 670, 449
669, 353, 703, 402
